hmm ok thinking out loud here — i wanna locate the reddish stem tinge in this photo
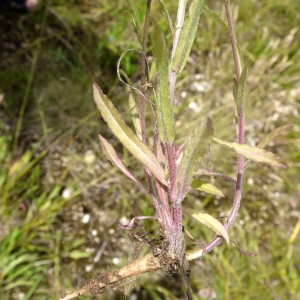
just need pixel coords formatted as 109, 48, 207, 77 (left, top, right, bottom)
204, 0, 244, 254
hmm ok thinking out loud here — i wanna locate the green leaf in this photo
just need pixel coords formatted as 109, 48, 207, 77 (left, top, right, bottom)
191, 179, 225, 197
47, 185, 61, 201
93, 83, 167, 186
24, 275, 44, 300
152, 21, 175, 143
185, 208, 229, 244
128, 93, 142, 140
233, 63, 249, 116
257, 124, 293, 149
158, 0, 174, 34
177, 118, 214, 202
172, 0, 204, 74
68, 250, 91, 260
148, 61, 156, 81
2, 254, 36, 278
213, 138, 288, 169
236, 43, 244, 71
203, 4, 228, 32
99, 135, 146, 190
70, 238, 86, 250
128, 0, 143, 42
203, 5, 244, 70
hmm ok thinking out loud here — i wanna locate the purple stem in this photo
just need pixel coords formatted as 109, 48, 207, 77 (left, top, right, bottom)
195, 169, 237, 185
224, 0, 241, 82
203, 0, 244, 254
137, 0, 165, 226
170, 202, 183, 257
147, 170, 163, 222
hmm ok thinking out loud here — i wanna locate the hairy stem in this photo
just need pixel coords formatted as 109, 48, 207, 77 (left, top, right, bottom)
138, 0, 164, 223
171, 0, 186, 61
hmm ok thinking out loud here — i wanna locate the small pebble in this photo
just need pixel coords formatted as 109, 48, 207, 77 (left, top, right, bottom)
112, 257, 119, 264
82, 214, 90, 224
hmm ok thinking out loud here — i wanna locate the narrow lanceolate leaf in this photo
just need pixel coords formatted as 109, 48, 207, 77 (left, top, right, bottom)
213, 138, 288, 169
177, 118, 214, 202
191, 179, 225, 198
233, 63, 249, 116
203, 4, 229, 32
128, 0, 143, 43
99, 135, 146, 190
158, 0, 174, 34
257, 124, 293, 149
185, 208, 229, 244
128, 93, 142, 140
172, 0, 204, 74
93, 83, 167, 186
152, 21, 175, 143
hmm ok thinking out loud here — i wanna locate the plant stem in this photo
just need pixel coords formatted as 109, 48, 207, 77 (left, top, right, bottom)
203, 0, 244, 254
138, 0, 164, 222
224, 0, 241, 81
140, 0, 152, 144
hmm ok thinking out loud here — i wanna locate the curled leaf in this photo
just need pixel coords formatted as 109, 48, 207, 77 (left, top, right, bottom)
213, 138, 288, 169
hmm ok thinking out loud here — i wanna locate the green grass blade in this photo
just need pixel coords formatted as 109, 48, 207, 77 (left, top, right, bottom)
24, 275, 44, 300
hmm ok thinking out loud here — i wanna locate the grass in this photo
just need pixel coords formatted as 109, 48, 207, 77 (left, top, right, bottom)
0, 0, 299, 299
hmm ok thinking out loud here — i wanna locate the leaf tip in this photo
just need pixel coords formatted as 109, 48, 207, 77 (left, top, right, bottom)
93, 82, 100, 90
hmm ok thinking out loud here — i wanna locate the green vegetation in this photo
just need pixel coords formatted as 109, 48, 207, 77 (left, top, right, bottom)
0, 0, 299, 299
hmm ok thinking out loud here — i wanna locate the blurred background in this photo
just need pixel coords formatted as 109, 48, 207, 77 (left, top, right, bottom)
0, 0, 299, 299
